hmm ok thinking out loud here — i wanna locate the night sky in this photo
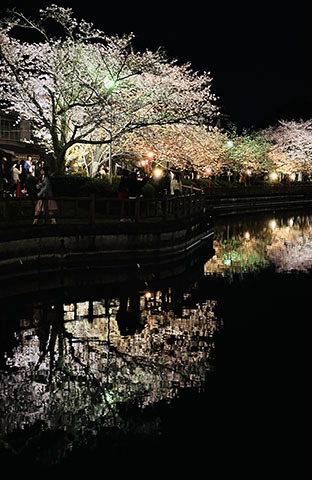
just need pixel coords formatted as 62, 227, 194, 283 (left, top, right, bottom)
1, 1, 311, 131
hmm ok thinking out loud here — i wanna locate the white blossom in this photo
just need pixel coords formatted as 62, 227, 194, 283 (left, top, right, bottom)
259, 119, 312, 173
0, 5, 218, 173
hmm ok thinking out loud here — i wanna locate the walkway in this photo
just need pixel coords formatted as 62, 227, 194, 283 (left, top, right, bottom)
0, 190, 206, 229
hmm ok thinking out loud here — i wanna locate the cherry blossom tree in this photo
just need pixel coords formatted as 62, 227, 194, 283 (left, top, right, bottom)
259, 120, 312, 175
65, 124, 240, 178
110, 124, 228, 176
0, 5, 218, 175
222, 133, 274, 179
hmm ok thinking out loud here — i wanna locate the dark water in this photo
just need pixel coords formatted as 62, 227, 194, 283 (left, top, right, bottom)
0, 209, 311, 474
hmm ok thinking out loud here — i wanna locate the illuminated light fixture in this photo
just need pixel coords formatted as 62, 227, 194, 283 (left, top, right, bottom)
244, 231, 250, 240
104, 77, 116, 89
145, 291, 152, 299
147, 151, 155, 158
246, 169, 252, 176
269, 172, 278, 181
153, 167, 163, 178
270, 220, 277, 230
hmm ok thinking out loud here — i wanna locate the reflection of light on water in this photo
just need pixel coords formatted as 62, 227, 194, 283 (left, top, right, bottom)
205, 214, 312, 277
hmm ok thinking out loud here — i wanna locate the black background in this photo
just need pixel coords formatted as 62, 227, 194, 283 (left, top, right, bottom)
1, 1, 311, 130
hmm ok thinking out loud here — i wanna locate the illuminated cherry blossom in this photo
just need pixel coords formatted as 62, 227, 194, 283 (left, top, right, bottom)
0, 5, 218, 174
260, 120, 312, 175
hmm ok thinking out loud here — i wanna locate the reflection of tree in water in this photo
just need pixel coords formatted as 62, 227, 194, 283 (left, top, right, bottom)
204, 231, 270, 278
205, 213, 312, 277
266, 216, 312, 272
0, 289, 220, 465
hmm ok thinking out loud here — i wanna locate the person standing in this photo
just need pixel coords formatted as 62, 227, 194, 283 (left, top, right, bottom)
0, 156, 10, 197
171, 172, 182, 195
23, 155, 34, 175
117, 169, 129, 199
33, 166, 58, 224
11, 161, 22, 197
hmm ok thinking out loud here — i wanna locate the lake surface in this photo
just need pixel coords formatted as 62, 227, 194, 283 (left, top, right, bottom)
0, 208, 310, 474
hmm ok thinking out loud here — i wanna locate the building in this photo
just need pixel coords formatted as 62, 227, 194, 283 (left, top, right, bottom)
0, 112, 41, 162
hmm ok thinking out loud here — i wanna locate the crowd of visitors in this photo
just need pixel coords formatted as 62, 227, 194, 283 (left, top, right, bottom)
1, 153, 184, 224
0, 154, 46, 199
117, 167, 182, 200
117, 167, 183, 221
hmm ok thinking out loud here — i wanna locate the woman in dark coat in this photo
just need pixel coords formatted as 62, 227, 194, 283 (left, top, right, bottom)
33, 167, 58, 224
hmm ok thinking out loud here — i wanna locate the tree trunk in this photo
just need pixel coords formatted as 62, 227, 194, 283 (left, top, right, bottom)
52, 149, 66, 175
50, 124, 67, 175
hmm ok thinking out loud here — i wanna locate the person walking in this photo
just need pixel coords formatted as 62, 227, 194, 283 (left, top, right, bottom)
11, 161, 22, 197
33, 166, 58, 224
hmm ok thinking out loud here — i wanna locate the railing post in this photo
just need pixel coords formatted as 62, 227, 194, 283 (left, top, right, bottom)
162, 195, 168, 220
134, 197, 140, 222
200, 193, 204, 213
120, 198, 125, 217
188, 194, 192, 216
3, 196, 8, 219
174, 196, 179, 218
89, 193, 95, 224
44, 196, 49, 224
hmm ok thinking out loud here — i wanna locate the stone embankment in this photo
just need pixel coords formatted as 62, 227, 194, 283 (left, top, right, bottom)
0, 213, 214, 298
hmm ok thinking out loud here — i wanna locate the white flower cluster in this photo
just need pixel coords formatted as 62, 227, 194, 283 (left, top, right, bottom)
0, 5, 218, 173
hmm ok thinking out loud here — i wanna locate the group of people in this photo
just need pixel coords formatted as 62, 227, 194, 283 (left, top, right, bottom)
0, 153, 57, 223
0, 154, 46, 199
117, 168, 183, 200
117, 168, 183, 222
1, 156, 184, 224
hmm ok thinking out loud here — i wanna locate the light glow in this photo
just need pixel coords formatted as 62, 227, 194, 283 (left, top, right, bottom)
104, 77, 117, 89
153, 167, 163, 178
269, 172, 278, 181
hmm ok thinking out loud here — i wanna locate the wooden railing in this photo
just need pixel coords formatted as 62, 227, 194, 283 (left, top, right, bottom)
0, 191, 207, 227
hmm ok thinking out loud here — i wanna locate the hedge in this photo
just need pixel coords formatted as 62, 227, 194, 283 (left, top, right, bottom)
51, 174, 155, 198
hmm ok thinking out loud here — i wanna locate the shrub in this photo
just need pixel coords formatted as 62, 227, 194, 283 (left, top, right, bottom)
51, 174, 119, 197
51, 174, 88, 196
142, 182, 155, 198
79, 177, 115, 197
